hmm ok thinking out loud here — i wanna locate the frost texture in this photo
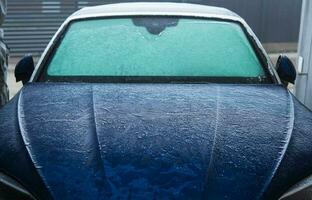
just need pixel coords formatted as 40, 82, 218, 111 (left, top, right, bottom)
48, 18, 264, 77
6, 83, 295, 199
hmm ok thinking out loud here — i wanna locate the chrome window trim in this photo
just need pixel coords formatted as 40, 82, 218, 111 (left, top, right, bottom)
279, 175, 312, 200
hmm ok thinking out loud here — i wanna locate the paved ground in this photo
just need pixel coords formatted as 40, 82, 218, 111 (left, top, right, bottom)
7, 53, 298, 99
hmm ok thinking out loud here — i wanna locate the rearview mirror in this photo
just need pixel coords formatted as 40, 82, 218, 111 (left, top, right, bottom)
14, 55, 35, 85
276, 55, 296, 86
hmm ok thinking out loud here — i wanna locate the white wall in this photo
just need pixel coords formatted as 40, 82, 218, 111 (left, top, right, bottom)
295, 0, 312, 110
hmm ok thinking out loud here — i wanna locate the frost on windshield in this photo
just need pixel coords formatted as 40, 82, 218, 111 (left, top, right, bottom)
47, 18, 264, 77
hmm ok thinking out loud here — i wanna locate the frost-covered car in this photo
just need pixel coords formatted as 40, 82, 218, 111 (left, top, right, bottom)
1, 3, 312, 200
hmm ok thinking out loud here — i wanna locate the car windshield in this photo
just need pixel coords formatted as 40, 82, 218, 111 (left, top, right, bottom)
43, 17, 271, 83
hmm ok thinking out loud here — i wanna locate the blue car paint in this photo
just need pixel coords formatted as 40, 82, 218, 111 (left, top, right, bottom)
0, 83, 312, 200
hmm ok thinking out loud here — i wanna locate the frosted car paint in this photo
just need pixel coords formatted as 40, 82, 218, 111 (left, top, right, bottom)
1, 84, 312, 199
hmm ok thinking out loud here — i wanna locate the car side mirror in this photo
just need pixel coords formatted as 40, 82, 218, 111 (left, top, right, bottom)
15, 55, 35, 85
276, 55, 296, 86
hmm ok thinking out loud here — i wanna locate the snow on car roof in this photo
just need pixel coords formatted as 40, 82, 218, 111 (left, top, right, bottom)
71, 2, 239, 19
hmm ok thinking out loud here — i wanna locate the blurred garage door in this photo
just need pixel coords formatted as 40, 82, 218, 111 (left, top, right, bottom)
3, 0, 302, 57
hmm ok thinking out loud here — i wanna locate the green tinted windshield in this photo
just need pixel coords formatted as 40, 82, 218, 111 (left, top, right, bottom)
46, 17, 266, 82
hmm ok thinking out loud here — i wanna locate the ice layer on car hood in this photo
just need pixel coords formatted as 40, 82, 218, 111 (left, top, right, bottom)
1, 83, 311, 200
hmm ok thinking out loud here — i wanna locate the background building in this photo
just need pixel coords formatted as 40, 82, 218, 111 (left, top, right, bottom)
295, 0, 312, 110
0, 0, 8, 107
3, 0, 302, 57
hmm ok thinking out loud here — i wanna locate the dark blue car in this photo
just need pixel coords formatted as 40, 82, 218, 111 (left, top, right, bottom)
1, 3, 311, 200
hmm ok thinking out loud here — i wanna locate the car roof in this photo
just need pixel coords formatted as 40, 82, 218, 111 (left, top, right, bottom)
71, 2, 239, 19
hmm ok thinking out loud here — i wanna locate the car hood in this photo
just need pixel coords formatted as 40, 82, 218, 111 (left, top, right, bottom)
0, 83, 295, 199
